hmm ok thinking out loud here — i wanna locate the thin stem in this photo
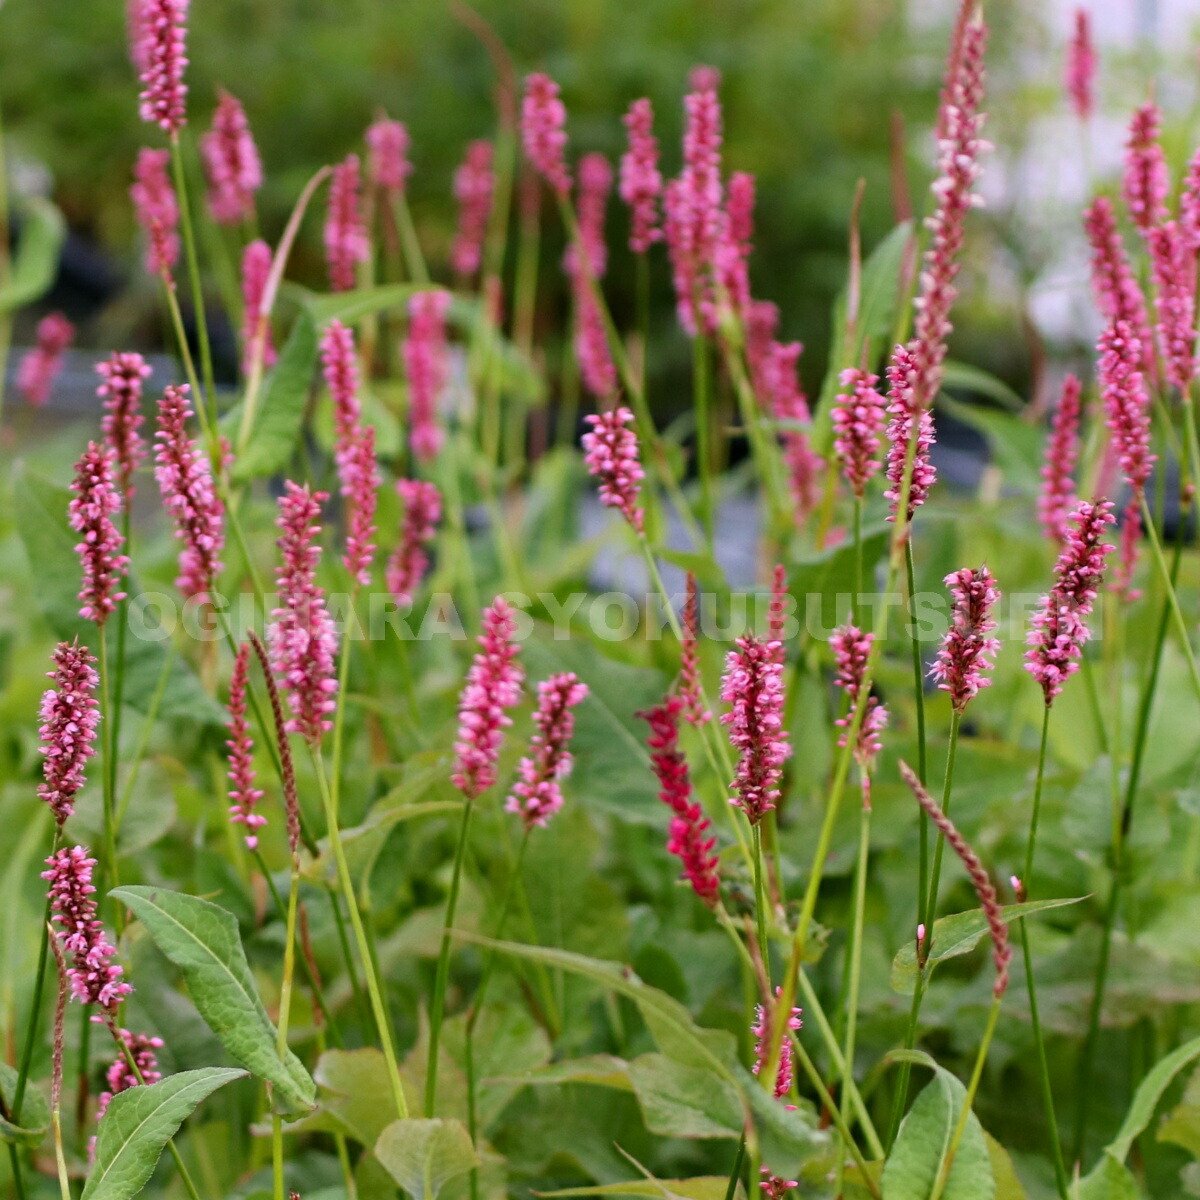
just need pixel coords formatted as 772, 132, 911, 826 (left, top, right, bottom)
694, 334, 715, 545
905, 540, 929, 937
390, 193, 430, 285
923, 710, 962, 931
13, 885, 56, 1117
426, 795, 476, 1116
51, 1110, 72, 1200
635, 252, 650, 398
272, 863, 300, 1200
1139, 491, 1200, 705
0, 99, 13, 430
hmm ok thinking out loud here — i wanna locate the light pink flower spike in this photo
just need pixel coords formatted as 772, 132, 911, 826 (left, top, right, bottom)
521, 73, 571, 196
366, 118, 412, 195
404, 290, 453, 462
69, 443, 129, 626
1123, 103, 1169, 236
387, 479, 441, 604
565, 152, 612, 280
97, 351, 152, 497
97, 1030, 164, 1123
1065, 9, 1096, 122
451, 140, 495, 277
1038, 375, 1082, 543
154, 384, 225, 602
226, 642, 266, 849
930, 566, 1001, 714
43, 846, 132, 1013
325, 154, 369, 292
452, 597, 525, 800
240, 239, 276, 374
506, 672, 589, 830
884, 343, 937, 523
830, 624, 888, 802
200, 89, 262, 225
752, 986, 802, 1100
1147, 221, 1198, 393
38, 641, 100, 826
721, 633, 790, 824
136, 0, 188, 134
620, 98, 662, 254
1098, 320, 1155, 495
17, 312, 74, 408
832, 367, 887, 498
131, 148, 180, 279
582, 407, 645, 532
1083, 197, 1155, 378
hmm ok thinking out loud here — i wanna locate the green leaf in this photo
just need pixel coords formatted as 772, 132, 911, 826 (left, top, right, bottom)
1157, 1063, 1200, 1157
984, 1135, 1028, 1200
229, 312, 318, 481
890, 898, 1086, 995
881, 1064, 994, 1200
374, 1118, 478, 1200
536, 1178, 737, 1200
81, 1067, 245, 1200
0, 198, 66, 314
627, 1054, 742, 1140
793, 523, 890, 617
110, 886, 315, 1114
492, 1054, 633, 1091
275, 1048, 401, 1148
939, 362, 1025, 413
1107, 1034, 1200, 1164
1075, 1156, 1140, 1200
14, 468, 224, 726
0, 1063, 49, 1148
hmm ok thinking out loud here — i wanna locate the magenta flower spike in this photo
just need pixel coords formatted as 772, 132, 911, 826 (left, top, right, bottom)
240, 239, 276, 374
325, 154, 368, 292
1111, 497, 1142, 603
506, 672, 589, 830
582, 406, 645, 533
930, 566, 1001, 714
575, 284, 617, 400
451, 596, 525, 800
720, 633, 789, 825
387, 479, 441, 604
883, 343, 938, 523
97, 352, 151, 497
1098, 320, 1155, 496
619, 98, 662, 254
1065, 8, 1096, 122
131, 148, 180, 280
1025, 498, 1116, 704
640, 695, 719, 906
366, 117, 412, 196
679, 571, 711, 726
42, 846, 132, 1013
451, 139, 495, 277
321, 320, 379, 585
565, 151, 613, 281
39, 641, 101, 826
832, 367, 887, 498
17, 312, 74, 409
1182, 149, 1200, 251
226, 642, 266, 849
1147, 221, 1199, 393
154, 384, 225, 602
1123, 103, 1169, 236
829, 624, 888, 801
404, 289, 452, 462
1082, 197, 1153, 376
716, 170, 755, 318
1038, 374, 1082, 543
269, 482, 339, 747
752, 986, 803, 1100
69, 443, 129, 626
200, 89, 262, 225
97, 1029, 164, 1122
136, 0, 188, 135
521, 73, 571, 196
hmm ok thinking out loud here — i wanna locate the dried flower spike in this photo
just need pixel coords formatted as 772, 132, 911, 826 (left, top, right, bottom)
226, 642, 266, 849
679, 571, 711, 725
506, 672, 588, 830
39, 641, 101, 825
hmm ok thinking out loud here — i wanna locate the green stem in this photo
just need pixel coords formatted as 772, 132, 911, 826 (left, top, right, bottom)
1139, 491, 1200, 706
751, 823, 770, 974
51, 1110, 72, 1200
635, 251, 650, 398
426, 795, 476, 1116
272, 864, 300, 1200
312, 750, 409, 1118
0, 99, 12, 431
723, 1135, 746, 1200
905, 540, 929, 943
923, 710, 962, 931
694, 334, 715, 545
390, 193, 430, 285
97, 632, 120, 904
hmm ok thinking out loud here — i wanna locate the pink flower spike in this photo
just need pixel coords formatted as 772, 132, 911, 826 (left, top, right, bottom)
387, 479, 441, 604
640, 695, 720, 905
1181, 149, 1200, 251
366, 118, 412, 196
832, 367, 887, 498
1111, 496, 1142, 603
452, 596, 525, 800
1098, 320, 1155, 495
38, 641, 101, 825
575, 283, 617, 400
506, 672, 588, 830
620, 98, 662, 254
1025, 498, 1116, 705
884, 343, 938, 523
97, 1030, 164, 1123
269, 482, 339, 746
752, 987, 803, 1100
240, 239, 276, 375
1038, 374, 1082, 543
325, 154, 368, 293
131, 148, 180, 280
714, 171, 755, 320
1065, 8, 1097, 122
768, 564, 788, 649
1123, 103, 1169, 236
70, 443, 129, 626
679, 571, 711, 726
930, 566, 1001, 714
136, 0, 188, 134
42, 846, 132, 1013
565, 152, 612, 281
97, 352, 151, 497
154, 384, 225, 603
582, 407, 645, 533
1082, 198, 1153, 376
226, 642, 266, 850
451, 140, 495, 277
200, 89, 262, 226
830, 624, 888, 802
521, 73, 571, 196
404, 289, 453, 462
1147, 221, 1198, 393
721, 633, 790, 825
17, 312, 74, 409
